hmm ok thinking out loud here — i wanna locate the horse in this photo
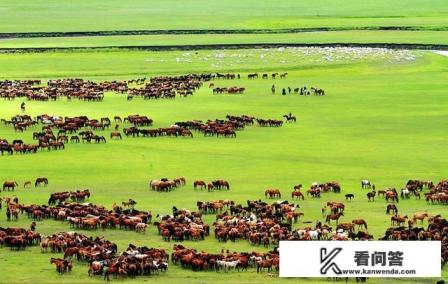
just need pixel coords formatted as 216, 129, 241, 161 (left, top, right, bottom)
193, 180, 206, 190
386, 204, 398, 215
326, 212, 343, 224
345, 194, 354, 201
352, 219, 368, 230
400, 188, 411, 199
366, 190, 376, 202
291, 191, 304, 200
256, 260, 272, 273
23, 181, 32, 188
361, 179, 371, 189
413, 213, 428, 224
283, 115, 296, 123
385, 191, 399, 203
3, 181, 18, 191
265, 189, 281, 199
110, 131, 122, 139
35, 177, 48, 187
391, 215, 408, 226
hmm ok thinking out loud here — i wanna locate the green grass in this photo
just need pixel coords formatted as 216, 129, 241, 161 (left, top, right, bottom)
2, 31, 448, 48
0, 49, 447, 283
1, 0, 448, 32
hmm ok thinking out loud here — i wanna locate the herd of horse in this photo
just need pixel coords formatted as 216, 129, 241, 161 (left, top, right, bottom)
2, 177, 48, 191
212, 86, 245, 94
0, 112, 287, 156
0, 75, 207, 101
154, 207, 209, 242
0, 177, 448, 278
2, 194, 153, 234
193, 180, 230, 191
149, 177, 186, 192
0, 226, 41, 250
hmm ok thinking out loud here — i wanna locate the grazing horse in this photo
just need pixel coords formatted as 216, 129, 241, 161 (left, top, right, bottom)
265, 189, 281, 199
385, 191, 399, 203
386, 204, 398, 215
400, 188, 411, 199
361, 179, 371, 189
35, 177, 48, 187
352, 219, 368, 230
391, 215, 408, 226
366, 190, 376, 202
345, 194, 354, 201
193, 180, 206, 190
110, 131, 122, 139
23, 181, 32, 188
3, 181, 18, 191
291, 191, 304, 200
326, 212, 343, 224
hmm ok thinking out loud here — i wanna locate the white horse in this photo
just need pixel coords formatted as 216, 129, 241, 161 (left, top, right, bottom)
361, 179, 371, 189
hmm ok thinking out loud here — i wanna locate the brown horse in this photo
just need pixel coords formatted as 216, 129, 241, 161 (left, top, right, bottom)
23, 181, 32, 188
391, 215, 408, 226
193, 180, 206, 190
3, 180, 18, 191
110, 131, 122, 139
256, 260, 272, 273
291, 191, 304, 200
352, 219, 368, 230
326, 212, 343, 224
265, 189, 281, 199
413, 213, 428, 224
385, 191, 399, 203
51, 258, 71, 274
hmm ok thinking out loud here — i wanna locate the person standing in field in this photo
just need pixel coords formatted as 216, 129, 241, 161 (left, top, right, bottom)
20, 102, 26, 112
271, 84, 276, 94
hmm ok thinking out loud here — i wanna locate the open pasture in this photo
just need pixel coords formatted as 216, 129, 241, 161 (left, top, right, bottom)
1, 0, 448, 33
0, 47, 448, 283
2, 31, 448, 49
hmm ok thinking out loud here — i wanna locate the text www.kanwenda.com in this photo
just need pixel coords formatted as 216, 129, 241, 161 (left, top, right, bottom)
341, 269, 416, 275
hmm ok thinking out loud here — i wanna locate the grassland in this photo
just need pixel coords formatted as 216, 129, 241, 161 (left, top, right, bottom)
1, 31, 448, 49
1, 0, 448, 33
0, 48, 447, 283
1, 0, 448, 282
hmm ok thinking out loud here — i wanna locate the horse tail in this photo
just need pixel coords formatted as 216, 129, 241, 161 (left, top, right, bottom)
364, 222, 368, 229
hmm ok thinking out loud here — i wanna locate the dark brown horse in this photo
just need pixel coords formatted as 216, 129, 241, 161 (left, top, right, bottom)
35, 177, 48, 187
386, 204, 398, 215
366, 190, 376, 202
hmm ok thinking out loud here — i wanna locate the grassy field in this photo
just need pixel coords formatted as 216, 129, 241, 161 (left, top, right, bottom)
1, 31, 448, 48
0, 48, 447, 283
1, 0, 448, 32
